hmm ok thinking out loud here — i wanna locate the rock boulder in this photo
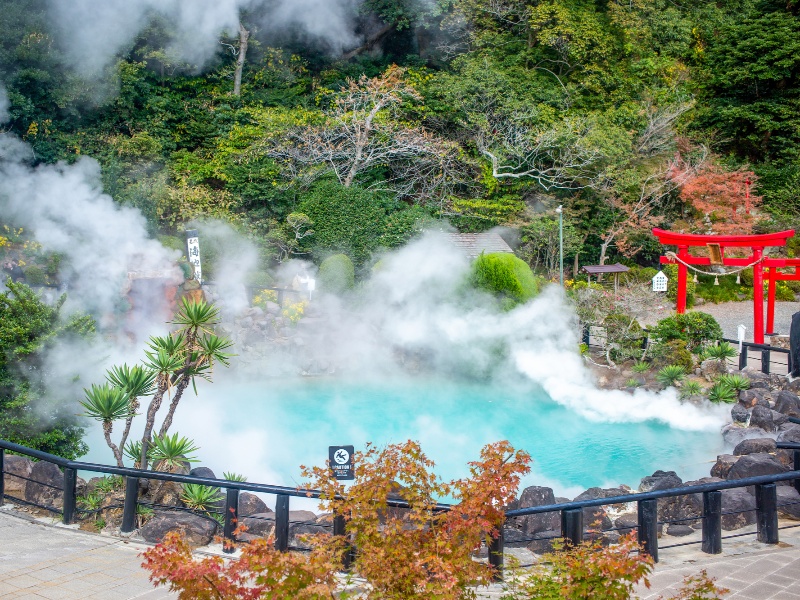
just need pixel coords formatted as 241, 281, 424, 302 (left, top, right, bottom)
726, 453, 787, 481
25, 461, 63, 509
733, 438, 777, 456
140, 512, 217, 546
711, 455, 739, 479
508, 486, 560, 536
3, 455, 32, 494
721, 488, 757, 530
239, 492, 270, 517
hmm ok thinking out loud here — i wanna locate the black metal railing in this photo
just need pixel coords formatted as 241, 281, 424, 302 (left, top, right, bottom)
5, 438, 800, 577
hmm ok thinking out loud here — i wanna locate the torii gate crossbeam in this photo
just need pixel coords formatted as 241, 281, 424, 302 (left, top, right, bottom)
652, 228, 800, 344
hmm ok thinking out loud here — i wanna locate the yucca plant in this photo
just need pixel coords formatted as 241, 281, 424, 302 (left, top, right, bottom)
94, 475, 123, 494
80, 384, 132, 466
632, 361, 650, 374
104, 363, 156, 467
150, 432, 200, 470
708, 381, 737, 404
656, 365, 686, 388
625, 378, 641, 388
706, 341, 737, 362
222, 471, 247, 482
680, 381, 703, 398
718, 373, 751, 392
78, 492, 104, 512
181, 483, 224, 512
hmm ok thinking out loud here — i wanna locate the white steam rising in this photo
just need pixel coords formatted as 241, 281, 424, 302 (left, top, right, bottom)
47, 0, 361, 78
0, 86, 9, 124
0, 133, 179, 324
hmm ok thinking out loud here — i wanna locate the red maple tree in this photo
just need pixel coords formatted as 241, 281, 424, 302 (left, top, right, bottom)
669, 156, 761, 235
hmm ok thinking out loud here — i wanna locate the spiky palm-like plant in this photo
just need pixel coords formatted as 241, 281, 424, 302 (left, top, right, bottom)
181, 483, 223, 512
680, 380, 703, 398
656, 365, 686, 388
708, 381, 737, 404
222, 471, 247, 482
150, 432, 200, 471
706, 342, 737, 362
80, 384, 132, 466
104, 364, 156, 467
632, 361, 650, 374
718, 373, 751, 392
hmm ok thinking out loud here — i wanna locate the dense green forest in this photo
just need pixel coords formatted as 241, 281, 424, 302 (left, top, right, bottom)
1, 0, 799, 276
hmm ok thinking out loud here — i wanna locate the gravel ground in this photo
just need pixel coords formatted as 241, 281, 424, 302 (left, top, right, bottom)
643, 300, 800, 341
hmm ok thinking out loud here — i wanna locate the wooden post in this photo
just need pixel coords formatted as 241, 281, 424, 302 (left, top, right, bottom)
753, 249, 765, 343
756, 483, 779, 544
701, 491, 722, 554
676, 246, 689, 314
638, 499, 659, 562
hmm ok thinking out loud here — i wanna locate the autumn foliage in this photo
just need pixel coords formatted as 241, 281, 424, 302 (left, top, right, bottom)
140, 441, 726, 600
669, 157, 762, 235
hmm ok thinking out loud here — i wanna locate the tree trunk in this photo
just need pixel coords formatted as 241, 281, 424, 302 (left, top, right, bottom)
233, 22, 249, 97
158, 376, 192, 437
140, 378, 169, 469
103, 422, 123, 468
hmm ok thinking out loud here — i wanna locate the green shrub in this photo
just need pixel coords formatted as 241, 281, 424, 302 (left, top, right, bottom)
718, 373, 751, 391
318, 254, 355, 295
23, 265, 46, 286
625, 378, 641, 388
656, 365, 686, 388
705, 341, 737, 361
299, 179, 390, 265
157, 234, 186, 255
650, 312, 723, 352
623, 266, 658, 286
681, 380, 703, 398
650, 339, 695, 371
632, 361, 650, 374
377, 206, 434, 248
470, 252, 539, 306
695, 272, 748, 303
605, 312, 644, 362
664, 264, 695, 308
708, 381, 737, 404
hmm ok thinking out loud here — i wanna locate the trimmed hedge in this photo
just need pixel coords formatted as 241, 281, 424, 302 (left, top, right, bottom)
318, 254, 355, 295
470, 252, 539, 305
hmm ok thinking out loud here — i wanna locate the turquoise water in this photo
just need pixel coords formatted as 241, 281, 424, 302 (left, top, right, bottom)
83, 376, 723, 499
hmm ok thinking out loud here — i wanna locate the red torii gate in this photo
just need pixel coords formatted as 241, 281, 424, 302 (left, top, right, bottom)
652, 228, 800, 344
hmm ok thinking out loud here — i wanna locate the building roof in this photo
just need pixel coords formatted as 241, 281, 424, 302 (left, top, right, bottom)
448, 232, 514, 258
580, 263, 631, 275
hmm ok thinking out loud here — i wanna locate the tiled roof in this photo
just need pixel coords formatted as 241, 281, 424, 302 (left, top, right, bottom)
447, 232, 515, 258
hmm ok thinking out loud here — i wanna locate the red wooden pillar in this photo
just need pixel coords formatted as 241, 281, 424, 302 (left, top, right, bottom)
766, 268, 777, 335
676, 245, 689, 314
753, 249, 765, 343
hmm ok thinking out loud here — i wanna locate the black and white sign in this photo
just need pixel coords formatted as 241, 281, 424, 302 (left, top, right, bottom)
186, 229, 202, 285
329, 445, 355, 480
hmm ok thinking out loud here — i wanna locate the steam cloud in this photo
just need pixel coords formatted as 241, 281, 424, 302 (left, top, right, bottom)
47, 0, 362, 78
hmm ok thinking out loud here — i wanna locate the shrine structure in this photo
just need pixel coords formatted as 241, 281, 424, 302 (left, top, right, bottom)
652, 228, 800, 344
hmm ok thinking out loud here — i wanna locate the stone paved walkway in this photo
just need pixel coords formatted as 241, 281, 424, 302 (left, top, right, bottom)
0, 507, 174, 599
5, 505, 800, 599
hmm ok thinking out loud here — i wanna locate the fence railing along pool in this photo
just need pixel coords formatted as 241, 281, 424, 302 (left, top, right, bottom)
5, 438, 800, 577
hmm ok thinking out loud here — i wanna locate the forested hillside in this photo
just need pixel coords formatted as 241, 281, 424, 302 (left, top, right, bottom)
2, 0, 798, 275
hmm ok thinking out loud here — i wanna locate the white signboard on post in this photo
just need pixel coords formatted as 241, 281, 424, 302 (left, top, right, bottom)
652, 270, 668, 292
186, 229, 202, 285
738, 324, 747, 353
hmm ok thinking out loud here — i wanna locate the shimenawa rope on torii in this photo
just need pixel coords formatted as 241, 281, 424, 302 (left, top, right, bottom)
664, 250, 769, 285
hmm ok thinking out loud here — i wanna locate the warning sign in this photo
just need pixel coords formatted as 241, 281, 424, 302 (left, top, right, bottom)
329, 445, 355, 481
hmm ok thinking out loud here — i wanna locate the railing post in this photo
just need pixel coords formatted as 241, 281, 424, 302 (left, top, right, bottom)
333, 511, 354, 570
756, 483, 779, 544
561, 508, 583, 547
120, 476, 139, 533
702, 491, 722, 554
794, 451, 800, 495
0, 448, 5, 506
762, 349, 771, 375
223, 488, 239, 553
277, 289, 285, 307
488, 521, 504, 581
582, 326, 590, 347
62, 467, 77, 525
739, 345, 748, 370
275, 494, 290, 552
638, 499, 659, 563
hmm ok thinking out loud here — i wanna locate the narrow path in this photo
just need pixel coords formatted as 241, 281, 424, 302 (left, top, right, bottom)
0, 507, 173, 600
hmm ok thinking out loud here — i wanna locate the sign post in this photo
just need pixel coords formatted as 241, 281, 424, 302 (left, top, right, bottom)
186, 229, 202, 285
652, 271, 668, 292
738, 324, 747, 353
329, 445, 355, 481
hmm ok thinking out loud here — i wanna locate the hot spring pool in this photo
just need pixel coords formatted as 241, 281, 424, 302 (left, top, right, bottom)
85, 375, 725, 501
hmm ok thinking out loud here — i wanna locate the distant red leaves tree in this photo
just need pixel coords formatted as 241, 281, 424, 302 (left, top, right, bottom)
669, 156, 761, 235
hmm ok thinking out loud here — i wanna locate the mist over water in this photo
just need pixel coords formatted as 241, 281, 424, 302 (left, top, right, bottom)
0, 108, 727, 496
